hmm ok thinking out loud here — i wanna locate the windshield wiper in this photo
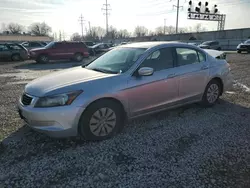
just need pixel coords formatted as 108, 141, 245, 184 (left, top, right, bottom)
90, 68, 118, 74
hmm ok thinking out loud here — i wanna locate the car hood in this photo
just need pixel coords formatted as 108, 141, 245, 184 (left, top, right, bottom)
239, 43, 250, 46
25, 66, 113, 97
198, 44, 209, 48
30, 47, 46, 52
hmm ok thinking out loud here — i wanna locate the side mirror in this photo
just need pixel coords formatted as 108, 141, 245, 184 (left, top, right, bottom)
138, 67, 154, 76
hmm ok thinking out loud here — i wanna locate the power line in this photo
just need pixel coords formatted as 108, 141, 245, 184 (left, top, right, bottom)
102, 0, 111, 36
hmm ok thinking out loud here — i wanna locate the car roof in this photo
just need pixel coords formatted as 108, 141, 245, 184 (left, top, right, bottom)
120, 41, 182, 49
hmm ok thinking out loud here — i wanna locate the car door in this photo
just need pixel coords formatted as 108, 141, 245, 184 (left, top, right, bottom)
173, 47, 209, 101
49, 43, 67, 60
126, 47, 179, 117
0, 44, 11, 60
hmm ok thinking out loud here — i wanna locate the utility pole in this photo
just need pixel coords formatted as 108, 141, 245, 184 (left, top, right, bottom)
102, 0, 111, 36
78, 14, 85, 40
88, 21, 91, 35
164, 19, 167, 34
59, 31, 62, 41
173, 0, 183, 34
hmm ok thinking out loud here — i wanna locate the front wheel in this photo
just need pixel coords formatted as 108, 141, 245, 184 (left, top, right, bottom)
11, 54, 21, 61
74, 53, 83, 62
237, 50, 241, 53
78, 100, 124, 140
201, 80, 221, 107
37, 54, 49, 63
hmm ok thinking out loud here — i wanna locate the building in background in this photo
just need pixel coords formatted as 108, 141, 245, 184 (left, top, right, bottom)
0, 34, 53, 43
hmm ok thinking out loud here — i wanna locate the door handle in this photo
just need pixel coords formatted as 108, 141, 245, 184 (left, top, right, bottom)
167, 73, 176, 78
201, 65, 209, 70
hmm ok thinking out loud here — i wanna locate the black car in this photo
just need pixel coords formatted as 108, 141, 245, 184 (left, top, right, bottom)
84, 41, 96, 47
236, 39, 250, 53
89, 43, 112, 55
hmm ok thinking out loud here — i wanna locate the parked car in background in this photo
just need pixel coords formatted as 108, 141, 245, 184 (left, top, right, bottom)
236, 39, 250, 53
29, 41, 89, 63
84, 41, 96, 47
18, 42, 233, 140
198, 41, 221, 50
0, 43, 29, 61
88, 43, 112, 55
188, 42, 199, 46
21, 41, 46, 50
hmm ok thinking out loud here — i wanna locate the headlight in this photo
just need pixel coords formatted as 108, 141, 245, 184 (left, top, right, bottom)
35, 90, 82, 108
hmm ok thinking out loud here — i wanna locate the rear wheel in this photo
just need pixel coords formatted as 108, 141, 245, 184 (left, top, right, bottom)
201, 79, 222, 107
37, 54, 49, 63
11, 54, 21, 61
79, 100, 124, 140
74, 53, 83, 62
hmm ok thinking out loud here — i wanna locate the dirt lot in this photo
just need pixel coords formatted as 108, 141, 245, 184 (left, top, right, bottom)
0, 55, 250, 188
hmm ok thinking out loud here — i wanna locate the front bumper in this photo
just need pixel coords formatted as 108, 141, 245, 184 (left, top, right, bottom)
17, 96, 85, 138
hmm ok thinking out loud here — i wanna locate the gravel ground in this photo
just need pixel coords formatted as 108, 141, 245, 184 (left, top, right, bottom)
0, 55, 250, 188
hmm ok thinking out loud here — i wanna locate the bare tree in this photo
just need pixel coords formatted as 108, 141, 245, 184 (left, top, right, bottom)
108, 26, 118, 39
165, 26, 176, 34
155, 26, 165, 35
7, 23, 24, 34
134, 26, 148, 37
117, 29, 130, 38
193, 23, 207, 33
29, 22, 52, 36
85, 26, 106, 41
71, 33, 82, 41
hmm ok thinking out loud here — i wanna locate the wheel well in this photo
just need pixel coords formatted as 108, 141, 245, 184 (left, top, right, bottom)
83, 97, 127, 121
38, 53, 48, 57
212, 77, 223, 95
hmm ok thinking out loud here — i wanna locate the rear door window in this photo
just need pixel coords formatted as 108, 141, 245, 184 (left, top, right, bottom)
175, 48, 205, 66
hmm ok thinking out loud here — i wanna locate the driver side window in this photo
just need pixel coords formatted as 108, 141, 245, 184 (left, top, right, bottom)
140, 47, 174, 72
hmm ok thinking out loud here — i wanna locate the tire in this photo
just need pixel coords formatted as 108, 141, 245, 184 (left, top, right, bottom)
11, 54, 21, 61
37, 54, 49, 63
74, 53, 83, 62
237, 50, 241, 53
201, 79, 222, 107
217, 47, 221, 51
78, 100, 125, 141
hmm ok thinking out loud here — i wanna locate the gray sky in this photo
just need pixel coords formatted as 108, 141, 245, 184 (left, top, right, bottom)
0, 0, 250, 38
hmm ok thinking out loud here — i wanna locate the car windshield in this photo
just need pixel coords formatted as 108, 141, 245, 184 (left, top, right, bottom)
85, 47, 146, 74
244, 40, 250, 44
45, 41, 55, 48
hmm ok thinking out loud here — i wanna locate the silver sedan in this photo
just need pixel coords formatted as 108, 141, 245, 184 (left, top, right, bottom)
18, 42, 233, 140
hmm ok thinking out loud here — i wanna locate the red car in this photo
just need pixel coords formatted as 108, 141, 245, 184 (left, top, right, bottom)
29, 41, 89, 63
